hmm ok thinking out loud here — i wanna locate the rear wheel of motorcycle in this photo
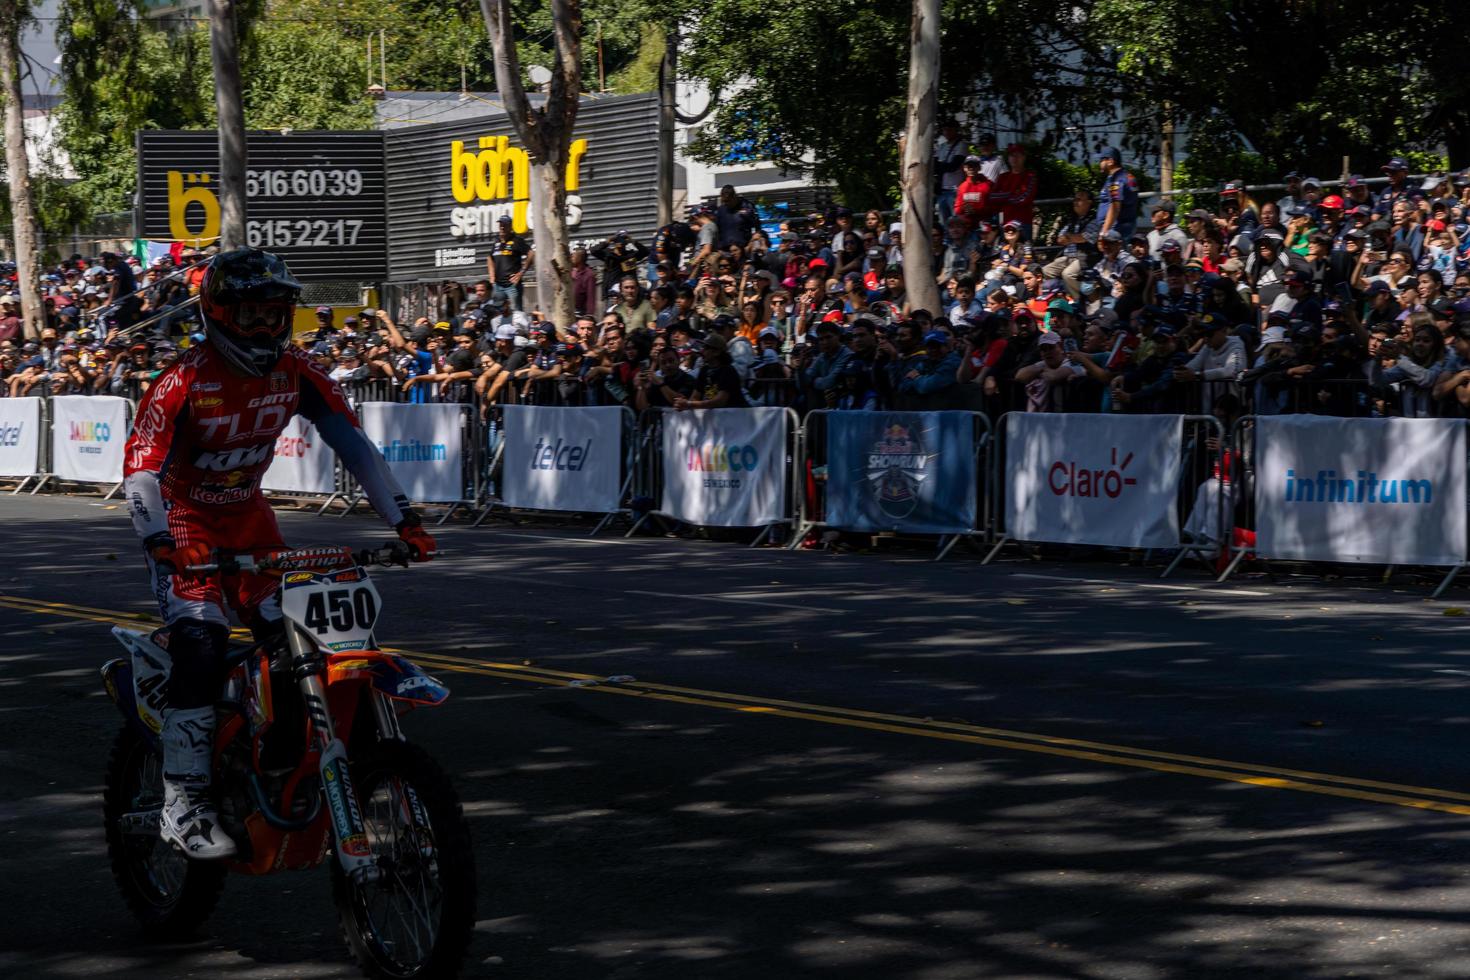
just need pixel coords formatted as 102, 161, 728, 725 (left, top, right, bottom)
103, 724, 227, 938
333, 740, 476, 979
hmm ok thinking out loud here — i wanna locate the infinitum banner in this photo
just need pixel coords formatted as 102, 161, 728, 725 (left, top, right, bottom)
357, 403, 466, 503
1254, 415, 1466, 565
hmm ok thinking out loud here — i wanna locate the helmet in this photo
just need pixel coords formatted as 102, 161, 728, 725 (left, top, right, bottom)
198, 248, 301, 376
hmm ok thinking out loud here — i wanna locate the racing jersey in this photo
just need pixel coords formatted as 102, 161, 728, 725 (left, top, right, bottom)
124, 343, 413, 542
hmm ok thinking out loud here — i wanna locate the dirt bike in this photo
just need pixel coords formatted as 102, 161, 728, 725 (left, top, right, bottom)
99, 543, 476, 979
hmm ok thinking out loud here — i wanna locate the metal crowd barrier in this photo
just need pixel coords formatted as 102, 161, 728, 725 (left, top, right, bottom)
792, 409, 993, 560
982, 412, 1227, 571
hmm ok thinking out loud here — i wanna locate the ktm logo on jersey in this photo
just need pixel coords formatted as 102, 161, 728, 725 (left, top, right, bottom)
193, 443, 272, 472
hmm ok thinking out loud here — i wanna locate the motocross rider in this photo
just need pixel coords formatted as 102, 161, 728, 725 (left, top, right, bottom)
123, 248, 436, 859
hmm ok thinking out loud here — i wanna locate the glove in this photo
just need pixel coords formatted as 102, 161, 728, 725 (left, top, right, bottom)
397, 523, 437, 563
145, 534, 212, 576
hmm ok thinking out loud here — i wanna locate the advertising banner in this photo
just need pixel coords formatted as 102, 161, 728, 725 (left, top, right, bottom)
825, 411, 977, 534
0, 397, 42, 478
50, 395, 129, 484
501, 405, 624, 513
357, 403, 465, 503
660, 408, 788, 527
135, 131, 388, 281
1255, 416, 1466, 565
260, 416, 336, 495
1005, 413, 1182, 548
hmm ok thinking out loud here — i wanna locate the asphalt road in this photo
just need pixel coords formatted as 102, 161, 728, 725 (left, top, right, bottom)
4, 493, 1470, 979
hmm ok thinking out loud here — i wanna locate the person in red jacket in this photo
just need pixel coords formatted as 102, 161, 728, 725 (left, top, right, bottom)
124, 247, 436, 859
988, 143, 1038, 238
953, 155, 993, 231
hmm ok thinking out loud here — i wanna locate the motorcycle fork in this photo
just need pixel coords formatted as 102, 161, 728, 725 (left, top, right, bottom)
287, 620, 381, 884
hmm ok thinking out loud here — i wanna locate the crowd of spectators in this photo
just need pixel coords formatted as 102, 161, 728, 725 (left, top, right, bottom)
9, 148, 1470, 423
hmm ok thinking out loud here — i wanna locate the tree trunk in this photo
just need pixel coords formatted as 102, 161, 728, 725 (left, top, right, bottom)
657, 27, 676, 228
899, 0, 941, 317
480, 0, 581, 332
210, 0, 247, 249
0, 2, 44, 340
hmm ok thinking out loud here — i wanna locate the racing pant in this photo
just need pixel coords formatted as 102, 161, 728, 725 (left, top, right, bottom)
146, 496, 286, 711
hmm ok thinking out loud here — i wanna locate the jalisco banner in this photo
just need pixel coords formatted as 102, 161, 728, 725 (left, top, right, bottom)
825, 411, 978, 534
1004, 412, 1182, 548
660, 408, 788, 527
0, 397, 42, 478
260, 416, 336, 496
357, 403, 465, 503
501, 405, 624, 514
49, 395, 129, 484
1254, 416, 1466, 565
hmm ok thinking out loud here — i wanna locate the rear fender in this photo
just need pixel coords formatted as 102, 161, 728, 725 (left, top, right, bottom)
326, 651, 450, 707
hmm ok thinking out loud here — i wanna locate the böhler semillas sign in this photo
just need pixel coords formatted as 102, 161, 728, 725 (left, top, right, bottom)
383, 93, 659, 282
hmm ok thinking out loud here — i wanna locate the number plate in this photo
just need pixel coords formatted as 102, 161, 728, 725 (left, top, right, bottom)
280, 568, 382, 652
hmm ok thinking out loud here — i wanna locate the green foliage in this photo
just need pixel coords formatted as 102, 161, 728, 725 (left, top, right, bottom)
608, 22, 663, 95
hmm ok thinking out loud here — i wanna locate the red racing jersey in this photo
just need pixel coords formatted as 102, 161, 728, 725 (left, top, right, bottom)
124, 343, 411, 541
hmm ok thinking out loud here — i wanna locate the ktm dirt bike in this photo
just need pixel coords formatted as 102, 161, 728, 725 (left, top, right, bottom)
100, 543, 476, 979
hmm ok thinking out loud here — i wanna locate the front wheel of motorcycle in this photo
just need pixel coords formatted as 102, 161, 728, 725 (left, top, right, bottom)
103, 724, 227, 938
333, 740, 477, 979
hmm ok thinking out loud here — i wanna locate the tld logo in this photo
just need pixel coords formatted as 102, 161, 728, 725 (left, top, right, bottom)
1049, 448, 1136, 498
0, 422, 22, 447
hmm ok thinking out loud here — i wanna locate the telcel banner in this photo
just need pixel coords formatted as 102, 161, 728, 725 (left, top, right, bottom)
1255, 416, 1466, 565
1005, 413, 1182, 548
0, 397, 42, 478
50, 395, 129, 484
358, 403, 465, 503
501, 405, 623, 513
825, 411, 977, 534
260, 416, 336, 495
660, 408, 788, 527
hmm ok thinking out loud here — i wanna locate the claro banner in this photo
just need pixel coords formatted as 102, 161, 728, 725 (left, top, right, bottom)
357, 403, 465, 503
1255, 415, 1466, 565
1005, 413, 1182, 548
50, 395, 129, 484
0, 397, 42, 478
260, 416, 336, 496
825, 411, 978, 534
660, 408, 788, 527
501, 405, 624, 514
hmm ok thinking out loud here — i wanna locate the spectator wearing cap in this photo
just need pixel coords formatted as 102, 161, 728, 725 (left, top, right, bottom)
1216, 180, 1259, 239
1015, 331, 1084, 412
970, 132, 1004, 182
674, 331, 747, 410
895, 328, 961, 408
713, 184, 757, 251
1371, 321, 1444, 418
861, 247, 889, 296
636, 341, 699, 412
1247, 230, 1295, 309
1169, 312, 1246, 413
1146, 200, 1189, 260
1376, 156, 1414, 219
801, 320, 855, 408
988, 143, 1038, 238
650, 214, 698, 284
481, 218, 529, 311
946, 274, 984, 324
1276, 172, 1306, 215
1041, 189, 1101, 299
0, 294, 20, 344
938, 216, 982, 292
592, 230, 650, 299
1092, 230, 1129, 288
708, 312, 756, 383
953, 155, 993, 232
549, 344, 594, 406
1095, 147, 1139, 241
933, 117, 970, 220
99, 251, 142, 330
1271, 269, 1322, 329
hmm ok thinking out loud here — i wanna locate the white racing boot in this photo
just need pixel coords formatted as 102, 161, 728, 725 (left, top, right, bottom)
159, 706, 236, 859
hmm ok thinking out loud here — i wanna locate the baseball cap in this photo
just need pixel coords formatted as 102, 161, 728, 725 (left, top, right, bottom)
1301, 176, 1322, 189
314, 305, 332, 317
1006, 142, 1026, 154
866, 246, 886, 259
1003, 219, 1024, 231
1320, 194, 1345, 210
1159, 240, 1182, 253
1187, 208, 1211, 221
963, 154, 983, 165
1220, 180, 1244, 195
1283, 269, 1311, 286
1097, 146, 1122, 162
808, 257, 829, 269
1151, 199, 1177, 214
1047, 298, 1076, 314
699, 332, 729, 352
923, 331, 948, 346
493, 324, 518, 341
1037, 331, 1062, 346
1383, 156, 1410, 172
1366, 281, 1392, 295
1197, 312, 1229, 332
554, 343, 584, 357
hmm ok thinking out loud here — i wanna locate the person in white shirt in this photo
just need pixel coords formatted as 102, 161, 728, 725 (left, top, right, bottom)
933, 118, 970, 220
1173, 312, 1246, 413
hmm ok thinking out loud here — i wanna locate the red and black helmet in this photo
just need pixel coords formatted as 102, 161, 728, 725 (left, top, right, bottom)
198, 247, 301, 376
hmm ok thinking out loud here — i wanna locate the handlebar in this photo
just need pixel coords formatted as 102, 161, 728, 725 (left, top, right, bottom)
185, 543, 415, 576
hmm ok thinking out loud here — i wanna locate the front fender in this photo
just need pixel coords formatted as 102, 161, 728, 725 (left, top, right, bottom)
327, 651, 450, 706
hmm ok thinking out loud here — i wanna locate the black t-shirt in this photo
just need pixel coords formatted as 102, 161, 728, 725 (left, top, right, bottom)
109, 262, 137, 299
696, 363, 748, 408
647, 367, 696, 408
489, 235, 531, 284
652, 223, 696, 267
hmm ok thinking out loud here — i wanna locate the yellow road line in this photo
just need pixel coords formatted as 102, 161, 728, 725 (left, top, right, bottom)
8, 594, 1470, 817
